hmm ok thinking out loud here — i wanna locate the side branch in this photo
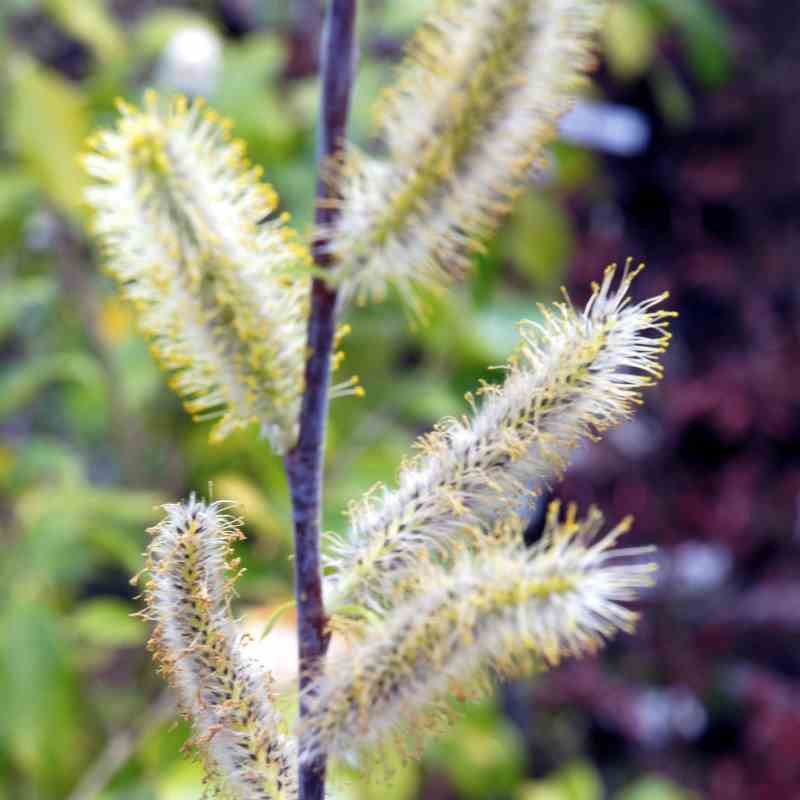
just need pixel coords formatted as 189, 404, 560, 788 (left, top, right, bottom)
284, 2, 357, 799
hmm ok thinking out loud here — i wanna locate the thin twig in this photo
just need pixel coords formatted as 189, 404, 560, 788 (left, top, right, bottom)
284, 2, 357, 799
67, 691, 176, 800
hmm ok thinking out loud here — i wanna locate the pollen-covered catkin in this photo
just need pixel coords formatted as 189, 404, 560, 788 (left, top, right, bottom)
325, 263, 675, 610
304, 503, 655, 763
140, 498, 297, 799
83, 91, 310, 452
325, 0, 606, 312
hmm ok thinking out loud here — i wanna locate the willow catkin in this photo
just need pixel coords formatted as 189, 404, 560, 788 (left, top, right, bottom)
325, 0, 606, 313
83, 91, 310, 452
304, 503, 655, 763
325, 262, 675, 610
139, 498, 296, 799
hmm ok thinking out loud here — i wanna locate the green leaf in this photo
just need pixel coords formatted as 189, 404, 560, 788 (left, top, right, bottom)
153, 759, 206, 800
504, 192, 574, 292
77, 486, 163, 527
7, 56, 91, 222
11, 488, 98, 589
519, 787, 568, 800
390, 374, 463, 424
258, 600, 297, 640
11, 483, 160, 588
644, 0, 733, 87
0, 276, 57, 343
417, 288, 511, 368
603, 1, 658, 81
518, 761, 603, 800
0, 436, 85, 492
674, 0, 732, 87
616, 776, 698, 800
0, 352, 105, 421
70, 598, 146, 647
427, 699, 525, 799
212, 35, 298, 165
473, 303, 535, 360
650, 63, 694, 129
0, 170, 37, 250
551, 142, 599, 192
559, 762, 604, 800
334, 751, 418, 800
0, 601, 87, 795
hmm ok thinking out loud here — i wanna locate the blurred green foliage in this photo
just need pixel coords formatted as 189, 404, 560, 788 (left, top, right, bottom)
0, 0, 729, 797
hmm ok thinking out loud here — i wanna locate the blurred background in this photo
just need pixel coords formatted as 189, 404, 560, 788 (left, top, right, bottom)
1, 0, 798, 798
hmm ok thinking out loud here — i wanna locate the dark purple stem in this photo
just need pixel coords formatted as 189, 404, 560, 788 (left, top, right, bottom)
284, 2, 357, 799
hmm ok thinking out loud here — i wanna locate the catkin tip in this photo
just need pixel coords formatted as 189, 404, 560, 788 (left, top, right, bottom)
325, 263, 672, 611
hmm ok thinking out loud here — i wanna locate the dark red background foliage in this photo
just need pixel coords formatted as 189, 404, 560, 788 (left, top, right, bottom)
509, 2, 800, 796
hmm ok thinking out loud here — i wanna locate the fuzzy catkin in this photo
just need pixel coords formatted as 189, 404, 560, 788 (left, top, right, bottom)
83, 91, 310, 452
325, 263, 675, 610
326, 0, 606, 312
140, 498, 296, 800
304, 503, 655, 763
